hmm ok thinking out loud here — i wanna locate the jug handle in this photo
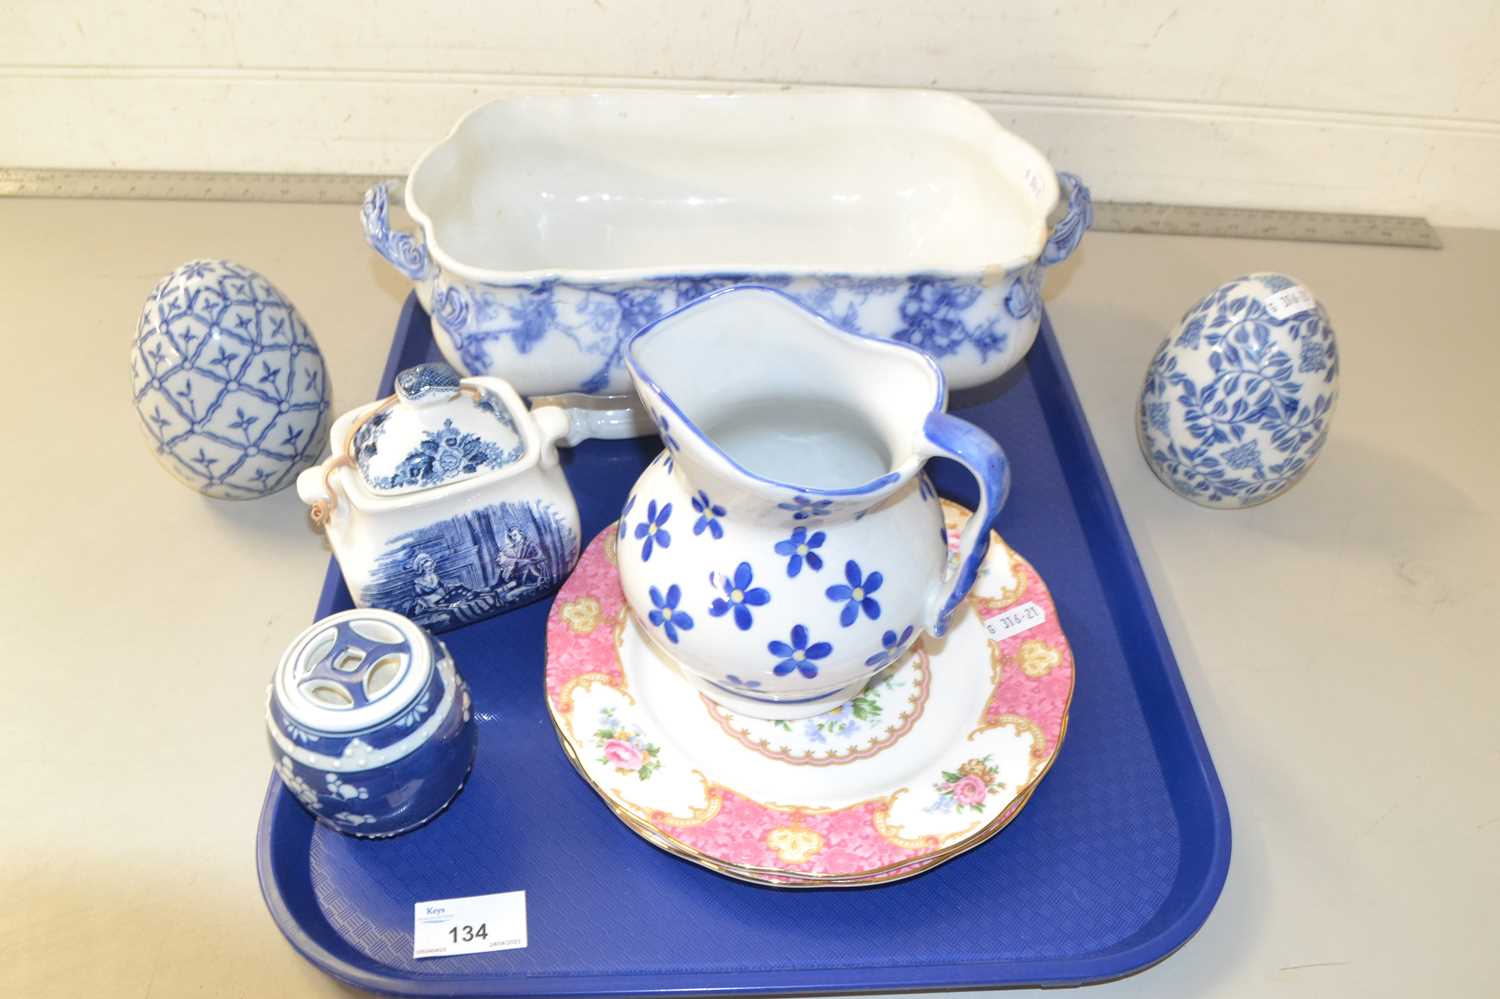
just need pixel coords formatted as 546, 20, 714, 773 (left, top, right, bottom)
361, 180, 436, 282
918, 412, 1011, 638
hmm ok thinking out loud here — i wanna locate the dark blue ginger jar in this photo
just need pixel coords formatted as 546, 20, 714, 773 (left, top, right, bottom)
266, 609, 476, 837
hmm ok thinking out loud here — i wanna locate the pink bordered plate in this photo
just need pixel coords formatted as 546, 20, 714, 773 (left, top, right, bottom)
545, 500, 1074, 884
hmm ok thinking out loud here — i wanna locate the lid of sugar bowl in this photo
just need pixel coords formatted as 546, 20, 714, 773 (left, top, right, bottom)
267, 609, 461, 770
350, 362, 528, 496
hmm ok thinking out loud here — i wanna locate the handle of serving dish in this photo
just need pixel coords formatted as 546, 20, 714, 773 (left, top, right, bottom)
1039, 172, 1093, 268
530, 395, 657, 465
918, 412, 1011, 638
361, 181, 435, 282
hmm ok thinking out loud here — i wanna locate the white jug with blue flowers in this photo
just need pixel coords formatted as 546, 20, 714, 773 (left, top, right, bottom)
616, 287, 1011, 719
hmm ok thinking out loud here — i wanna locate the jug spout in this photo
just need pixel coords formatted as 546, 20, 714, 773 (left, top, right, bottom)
625, 286, 944, 520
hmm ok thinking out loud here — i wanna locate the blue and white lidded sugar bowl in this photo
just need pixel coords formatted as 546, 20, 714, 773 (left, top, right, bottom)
266, 609, 477, 837
1138, 273, 1340, 509
130, 259, 331, 499
297, 362, 635, 632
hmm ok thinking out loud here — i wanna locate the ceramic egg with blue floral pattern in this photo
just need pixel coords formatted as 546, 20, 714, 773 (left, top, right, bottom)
130, 259, 331, 499
1138, 273, 1339, 508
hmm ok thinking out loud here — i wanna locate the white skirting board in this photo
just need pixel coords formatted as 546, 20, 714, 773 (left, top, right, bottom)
3, 73, 1496, 229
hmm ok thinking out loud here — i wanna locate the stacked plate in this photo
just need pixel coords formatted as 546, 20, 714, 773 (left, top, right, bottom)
545, 500, 1074, 887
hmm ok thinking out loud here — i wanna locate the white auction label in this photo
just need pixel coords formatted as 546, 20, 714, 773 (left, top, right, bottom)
1262, 284, 1317, 320
983, 601, 1048, 642
413, 890, 527, 959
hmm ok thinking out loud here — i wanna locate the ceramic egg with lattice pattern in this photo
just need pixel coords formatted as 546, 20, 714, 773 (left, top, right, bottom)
130, 259, 332, 499
1137, 273, 1339, 508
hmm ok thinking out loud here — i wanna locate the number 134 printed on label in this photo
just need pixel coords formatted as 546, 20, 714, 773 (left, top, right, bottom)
413, 890, 528, 958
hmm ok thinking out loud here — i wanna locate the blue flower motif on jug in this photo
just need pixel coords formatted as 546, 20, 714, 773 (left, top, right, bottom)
691, 490, 726, 539
708, 562, 770, 631
655, 413, 681, 453
827, 560, 883, 627
634, 500, 673, 561
768, 625, 833, 679
647, 584, 694, 644
617, 494, 636, 541
722, 674, 763, 690
779, 494, 833, 521
865, 625, 915, 669
774, 526, 826, 577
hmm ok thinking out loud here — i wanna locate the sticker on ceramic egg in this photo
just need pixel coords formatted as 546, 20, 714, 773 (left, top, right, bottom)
1263, 285, 1317, 320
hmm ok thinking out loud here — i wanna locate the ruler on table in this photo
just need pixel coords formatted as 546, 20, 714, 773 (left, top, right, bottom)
0, 168, 383, 204
1, 168, 1443, 249
1090, 201, 1441, 249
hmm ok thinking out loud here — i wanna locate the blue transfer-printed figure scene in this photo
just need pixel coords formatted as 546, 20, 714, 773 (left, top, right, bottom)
362, 501, 578, 631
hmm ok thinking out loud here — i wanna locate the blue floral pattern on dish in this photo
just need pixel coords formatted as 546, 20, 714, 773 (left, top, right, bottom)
647, 584, 694, 644
826, 560, 883, 626
892, 277, 1007, 361
691, 490, 726, 539
708, 562, 771, 631
773, 526, 826, 577
864, 625, 915, 669
364, 175, 1092, 396
768, 625, 834, 679
634, 500, 673, 561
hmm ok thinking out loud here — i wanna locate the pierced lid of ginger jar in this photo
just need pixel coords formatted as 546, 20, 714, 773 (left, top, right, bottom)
350, 362, 527, 496
266, 609, 462, 771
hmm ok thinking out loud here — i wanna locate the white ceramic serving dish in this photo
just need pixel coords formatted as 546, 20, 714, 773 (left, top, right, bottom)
362, 90, 1091, 399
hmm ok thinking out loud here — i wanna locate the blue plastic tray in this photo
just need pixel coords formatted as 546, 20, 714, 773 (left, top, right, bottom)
257, 295, 1229, 996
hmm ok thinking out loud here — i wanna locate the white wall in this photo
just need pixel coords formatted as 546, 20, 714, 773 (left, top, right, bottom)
4, 0, 1498, 226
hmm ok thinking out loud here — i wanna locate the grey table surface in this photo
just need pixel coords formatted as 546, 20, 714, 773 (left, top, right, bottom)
1, 199, 1495, 997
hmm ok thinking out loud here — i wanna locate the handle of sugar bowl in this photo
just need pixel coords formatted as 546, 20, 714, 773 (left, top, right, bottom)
361, 181, 436, 282
1039, 172, 1093, 268
529, 394, 658, 466
918, 412, 1011, 638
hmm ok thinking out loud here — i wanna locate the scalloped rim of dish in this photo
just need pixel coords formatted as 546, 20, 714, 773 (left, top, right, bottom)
401, 89, 1062, 283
